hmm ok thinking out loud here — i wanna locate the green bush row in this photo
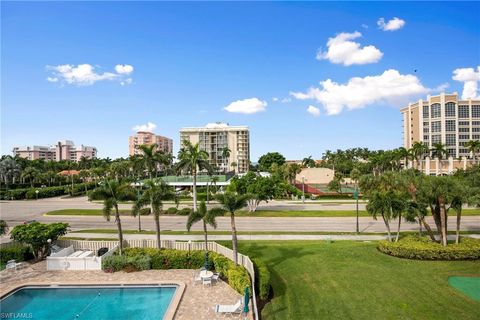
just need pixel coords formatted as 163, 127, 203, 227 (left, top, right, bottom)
164, 208, 194, 216
102, 248, 252, 296
0, 245, 34, 264
252, 258, 271, 300
2, 183, 99, 200
377, 236, 480, 260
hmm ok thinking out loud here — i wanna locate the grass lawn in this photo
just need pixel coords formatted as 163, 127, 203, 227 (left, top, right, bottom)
232, 241, 480, 320
45, 208, 480, 217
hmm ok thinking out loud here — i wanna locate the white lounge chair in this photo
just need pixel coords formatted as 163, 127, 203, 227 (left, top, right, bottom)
214, 299, 242, 315
212, 273, 220, 284
193, 271, 202, 285
6, 260, 25, 270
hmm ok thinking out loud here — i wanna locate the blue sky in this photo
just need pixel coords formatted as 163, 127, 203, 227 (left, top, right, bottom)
2, 1, 479, 161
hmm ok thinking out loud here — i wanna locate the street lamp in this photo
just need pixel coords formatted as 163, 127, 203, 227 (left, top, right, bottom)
134, 181, 142, 232
354, 186, 359, 234
35, 189, 39, 200
47, 238, 52, 255
301, 176, 305, 203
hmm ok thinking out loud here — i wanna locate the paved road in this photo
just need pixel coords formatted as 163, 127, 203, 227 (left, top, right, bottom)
1, 197, 479, 233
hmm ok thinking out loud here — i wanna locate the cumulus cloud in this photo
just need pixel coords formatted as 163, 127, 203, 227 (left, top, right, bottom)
377, 17, 406, 31
272, 97, 279, 102
291, 69, 429, 115
452, 66, 480, 99
46, 64, 134, 86
115, 64, 134, 74
307, 105, 320, 117
316, 31, 383, 66
224, 98, 267, 114
132, 122, 156, 132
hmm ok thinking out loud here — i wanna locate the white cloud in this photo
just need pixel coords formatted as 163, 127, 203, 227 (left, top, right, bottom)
272, 97, 279, 102
281, 97, 291, 103
307, 105, 320, 117
46, 64, 134, 86
120, 78, 133, 86
377, 17, 406, 31
316, 31, 383, 66
132, 122, 156, 132
452, 66, 480, 99
224, 98, 267, 114
361, 24, 369, 29
115, 64, 134, 74
291, 69, 429, 115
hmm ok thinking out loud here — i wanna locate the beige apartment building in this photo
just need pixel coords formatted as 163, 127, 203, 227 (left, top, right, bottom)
401, 92, 479, 174
180, 122, 250, 173
128, 131, 173, 156
13, 140, 97, 162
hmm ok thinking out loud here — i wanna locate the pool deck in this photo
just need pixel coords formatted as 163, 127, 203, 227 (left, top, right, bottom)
0, 261, 249, 320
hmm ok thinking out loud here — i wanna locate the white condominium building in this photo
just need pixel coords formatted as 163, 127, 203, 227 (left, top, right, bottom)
180, 122, 250, 173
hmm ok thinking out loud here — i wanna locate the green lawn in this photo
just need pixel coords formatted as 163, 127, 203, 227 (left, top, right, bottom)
45, 208, 480, 217
232, 241, 480, 320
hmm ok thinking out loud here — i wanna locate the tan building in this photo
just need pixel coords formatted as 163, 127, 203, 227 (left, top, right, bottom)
401, 92, 480, 158
401, 92, 479, 175
13, 140, 97, 162
180, 122, 250, 173
128, 131, 173, 156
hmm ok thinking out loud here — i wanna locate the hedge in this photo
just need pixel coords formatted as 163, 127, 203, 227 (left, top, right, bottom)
0, 245, 34, 264
377, 236, 480, 260
252, 258, 271, 301
25, 186, 66, 199
3, 183, 99, 200
103, 248, 252, 295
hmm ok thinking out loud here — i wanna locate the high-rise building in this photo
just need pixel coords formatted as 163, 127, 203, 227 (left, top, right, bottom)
128, 131, 173, 156
13, 140, 97, 161
401, 92, 480, 159
180, 122, 250, 173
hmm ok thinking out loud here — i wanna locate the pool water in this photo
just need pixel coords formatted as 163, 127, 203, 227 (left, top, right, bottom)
0, 286, 176, 320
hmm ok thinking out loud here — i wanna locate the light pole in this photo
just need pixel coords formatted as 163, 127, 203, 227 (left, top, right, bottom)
35, 189, 39, 200
354, 185, 359, 234
134, 182, 142, 232
302, 176, 305, 203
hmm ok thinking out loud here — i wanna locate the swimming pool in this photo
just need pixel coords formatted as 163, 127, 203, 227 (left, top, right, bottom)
0, 284, 178, 320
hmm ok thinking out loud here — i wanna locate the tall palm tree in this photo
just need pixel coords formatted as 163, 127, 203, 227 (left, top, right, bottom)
366, 190, 401, 242
215, 192, 249, 265
465, 140, 480, 163
187, 200, 225, 250
89, 180, 136, 254
222, 147, 231, 173
133, 179, 174, 248
411, 141, 429, 171
21, 167, 39, 188
430, 143, 448, 175
176, 140, 213, 211
138, 144, 160, 179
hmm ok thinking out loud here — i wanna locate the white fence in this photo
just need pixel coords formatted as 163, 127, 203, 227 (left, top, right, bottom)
55, 239, 259, 320
46, 244, 118, 271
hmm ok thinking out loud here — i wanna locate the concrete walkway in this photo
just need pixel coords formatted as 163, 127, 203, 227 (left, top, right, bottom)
67, 232, 480, 241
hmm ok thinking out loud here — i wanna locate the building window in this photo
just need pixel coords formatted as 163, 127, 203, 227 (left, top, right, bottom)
431, 121, 441, 133
473, 105, 480, 118
430, 104, 441, 118
473, 121, 480, 126
446, 134, 456, 146
447, 149, 456, 157
432, 135, 441, 144
473, 134, 480, 140
445, 102, 456, 117
459, 127, 470, 133
423, 135, 429, 141
423, 106, 429, 118
458, 121, 470, 126
459, 105, 469, 118
473, 127, 480, 132
459, 134, 470, 140
445, 120, 456, 132
423, 127, 429, 133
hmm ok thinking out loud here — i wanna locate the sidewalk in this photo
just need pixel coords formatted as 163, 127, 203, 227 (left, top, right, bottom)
67, 232, 480, 241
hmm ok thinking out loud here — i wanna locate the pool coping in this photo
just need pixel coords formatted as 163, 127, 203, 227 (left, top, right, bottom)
0, 280, 186, 320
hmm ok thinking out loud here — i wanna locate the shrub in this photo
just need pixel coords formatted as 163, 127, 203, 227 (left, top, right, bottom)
25, 186, 67, 200
227, 266, 252, 296
4, 189, 29, 200
102, 255, 127, 272
253, 258, 271, 301
165, 207, 178, 215
0, 245, 34, 264
177, 208, 192, 216
377, 236, 480, 260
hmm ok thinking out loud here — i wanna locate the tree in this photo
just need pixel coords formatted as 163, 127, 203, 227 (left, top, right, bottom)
366, 191, 403, 242
21, 166, 39, 188
222, 147, 231, 172
228, 172, 275, 212
430, 143, 448, 175
187, 200, 225, 249
302, 156, 316, 168
0, 220, 8, 236
327, 176, 343, 194
258, 152, 286, 171
133, 179, 174, 248
176, 140, 213, 212
215, 192, 249, 265
89, 180, 136, 254
411, 141, 429, 171
465, 140, 480, 163
285, 163, 302, 184
0, 156, 21, 189
10, 222, 69, 260
138, 144, 160, 179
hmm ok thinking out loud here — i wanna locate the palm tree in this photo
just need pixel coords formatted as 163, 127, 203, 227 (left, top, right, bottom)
302, 156, 316, 168
411, 141, 429, 171
138, 144, 160, 179
430, 143, 448, 175
222, 147, 231, 173
21, 167, 39, 188
176, 140, 213, 212
465, 140, 480, 163
215, 192, 249, 265
187, 200, 225, 250
0, 156, 21, 190
133, 179, 174, 248
89, 180, 135, 254
286, 163, 302, 184
366, 191, 400, 242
